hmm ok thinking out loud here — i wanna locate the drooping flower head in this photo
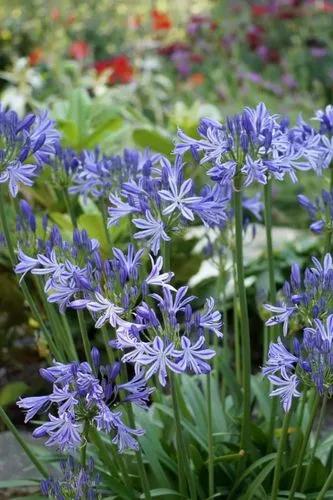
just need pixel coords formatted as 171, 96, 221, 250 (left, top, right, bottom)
17, 349, 151, 452
298, 190, 333, 235
0, 104, 60, 196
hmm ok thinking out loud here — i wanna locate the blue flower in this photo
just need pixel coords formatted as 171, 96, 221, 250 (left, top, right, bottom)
0, 104, 59, 196
174, 336, 215, 374
133, 210, 170, 255
269, 372, 301, 412
159, 177, 201, 221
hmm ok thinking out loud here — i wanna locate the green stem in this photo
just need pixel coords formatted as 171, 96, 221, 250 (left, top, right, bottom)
100, 200, 112, 252
317, 468, 333, 500
63, 189, 77, 228
126, 403, 151, 500
288, 394, 320, 500
207, 373, 214, 497
0, 405, 48, 478
289, 389, 308, 465
77, 310, 92, 365
301, 393, 328, 492
232, 253, 241, 384
170, 373, 196, 499
271, 409, 292, 500
233, 188, 251, 455
101, 326, 115, 364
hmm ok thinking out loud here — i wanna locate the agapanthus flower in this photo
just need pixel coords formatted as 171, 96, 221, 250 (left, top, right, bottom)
68, 148, 161, 204
14, 216, 174, 328
298, 190, 333, 234
40, 456, 100, 499
0, 104, 60, 196
264, 254, 333, 335
108, 155, 229, 255
17, 350, 151, 452
114, 286, 222, 386
264, 314, 333, 410
175, 102, 324, 188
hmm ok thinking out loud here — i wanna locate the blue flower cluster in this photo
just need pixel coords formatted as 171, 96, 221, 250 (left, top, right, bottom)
41, 456, 100, 500
264, 313, 333, 411
0, 105, 59, 197
67, 148, 161, 204
298, 190, 333, 234
15, 215, 222, 384
175, 102, 331, 187
264, 254, 333, 410
17, 349, 150, 452
264, 254, 333, 336
108, 155, 229, 254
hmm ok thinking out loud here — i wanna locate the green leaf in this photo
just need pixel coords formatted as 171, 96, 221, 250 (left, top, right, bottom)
140, 488, 184, 498
84, 117, 123, 148
0, 381, 28, 406
132, 129, 173, 155
77, 213, 108, 250
246, 460, 277, 499
0, 479, 39, 488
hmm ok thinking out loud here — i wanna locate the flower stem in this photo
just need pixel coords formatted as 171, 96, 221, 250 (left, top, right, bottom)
271, 409, 292, 500
77, 310, 92, 365
289, 389, 308, 465
170, 372, 196, 499
0, 404, 48, 478
233, 188, 251, 456
232, 251, 241, 384
63, 189, 77, 228
126, 403, 151, 500
287, 394, 320, 500
207, 373, 214, 497
301, 393, 328, 492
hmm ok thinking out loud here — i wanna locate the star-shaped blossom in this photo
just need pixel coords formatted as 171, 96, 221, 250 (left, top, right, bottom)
87, 293, 126, 328
174, 336, 215, 374
133, 210, 170, 255
159, 177, 201, 221
135, 337, 182, 386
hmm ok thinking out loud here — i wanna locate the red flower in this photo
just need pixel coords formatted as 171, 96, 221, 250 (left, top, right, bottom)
320, 1, 333, 13
51, 7, 60, 21
158, 42, 189, 57
28, 48, 44, 66
251, 4, 272, 16
94, 56, 133, 84
246, 25, 265, 50
69, 41, 90, 61
151, 9, 172, 31
187, 72, 205, 86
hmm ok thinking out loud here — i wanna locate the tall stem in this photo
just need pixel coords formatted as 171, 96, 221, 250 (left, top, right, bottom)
288, 394, 320, 499
289, 389, 308, 465
126, 403, 151, 500
301, 393, 328, 492
170, 373, 196, 499
77, 310, 92, 365
233, 188, 251, 455
0, 405, 48, 478
207, 373, 214, 497
271, 409, 292, 500
63, 189, 77, 228
232, 251, 241, 384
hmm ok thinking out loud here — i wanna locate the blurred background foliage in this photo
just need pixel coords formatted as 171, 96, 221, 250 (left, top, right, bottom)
0, 0, 332, 419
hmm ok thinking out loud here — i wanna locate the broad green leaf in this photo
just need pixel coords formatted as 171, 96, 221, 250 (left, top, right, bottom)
77, 213, 108, 250
0, 381, 28, 406
132, 129, 173, 155
246, 460, 277, 499
84, 117, 123, 148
